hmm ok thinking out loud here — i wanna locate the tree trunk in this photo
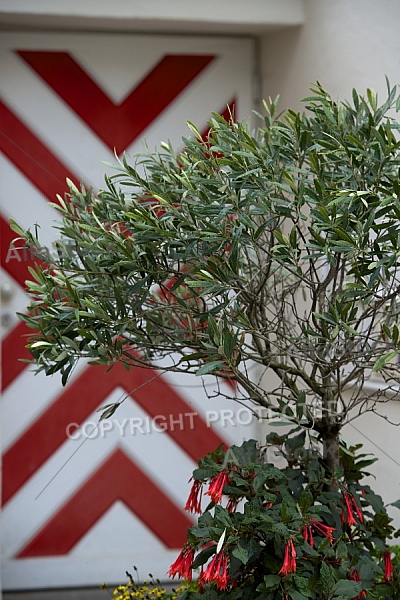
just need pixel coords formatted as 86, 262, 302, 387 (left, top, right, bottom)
322, 428, 340, 491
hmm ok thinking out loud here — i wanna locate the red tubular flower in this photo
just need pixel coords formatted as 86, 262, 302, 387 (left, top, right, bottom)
226, 497, 239, 513
279, 539, 297, 576
348, 569, 367, 598
309, 518, 336, 543
351, 495, 363, 523
206, 470, 229, 504
201, 551, 230, 590
343, 492, 358, 527
302, 524, 314, 548
185, 478, 203, 514
168, 544, 195, 582
384, 549, 393, 582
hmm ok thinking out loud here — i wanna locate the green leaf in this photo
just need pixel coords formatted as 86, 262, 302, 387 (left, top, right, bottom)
98, 404, 119, 421
313, 311, 336, 325
30, 341, 53, 348
364, 490, 384, 513
299, 490, 313, 512
191, 545, 216, 569
372, 351, 397, 372
300, 541, 319, 557
232, 545, 249, 565
198, 591, 218, 600
223, 329, 236, 361
274, 230, 290, 246
296, 391, 306, 420
61, 362, 74, 386
289, 591, 311, 600
333, 579, 363, 598
195, 361, 225, 376
186, 120, 203, 140
8, 218, 27, 237
261, 574, 280, 590
335, 540, 348, 561
320, 562, 335, 595
207, 314, 219, 345
367, 87, 378, 110
54, 350, 68, 362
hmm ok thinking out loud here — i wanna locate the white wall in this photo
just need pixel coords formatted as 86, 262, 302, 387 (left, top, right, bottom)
261, 0, 400, 532
261, 0, 400, 112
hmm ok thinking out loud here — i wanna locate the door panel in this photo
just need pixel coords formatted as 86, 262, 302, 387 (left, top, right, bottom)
0, 32, 254, 589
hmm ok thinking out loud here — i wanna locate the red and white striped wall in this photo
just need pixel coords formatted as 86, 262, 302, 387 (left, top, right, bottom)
0, 32, 255, 589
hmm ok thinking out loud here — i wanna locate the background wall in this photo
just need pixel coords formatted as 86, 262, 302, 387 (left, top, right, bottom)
261, 0, 400, 111
261, 0, 400, 531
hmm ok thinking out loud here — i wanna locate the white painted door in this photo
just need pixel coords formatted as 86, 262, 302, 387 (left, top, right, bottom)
0, 32, 255, 589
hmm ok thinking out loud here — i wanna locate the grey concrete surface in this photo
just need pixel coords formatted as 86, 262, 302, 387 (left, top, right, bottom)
3, 588, 109, 600
3, 582, 176, 600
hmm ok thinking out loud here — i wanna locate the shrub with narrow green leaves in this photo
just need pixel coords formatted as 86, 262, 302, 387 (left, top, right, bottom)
13, 81, 400, 476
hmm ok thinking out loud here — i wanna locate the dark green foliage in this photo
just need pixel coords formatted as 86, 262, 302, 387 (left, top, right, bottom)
176, 436, 399, 599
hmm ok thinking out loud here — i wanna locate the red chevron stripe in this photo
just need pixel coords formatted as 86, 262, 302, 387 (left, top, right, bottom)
0, 213, 45, 390
2, 361, 227, 506
17, 448, 192, 556
0, 99, 80, 201
18, 51, 215, 154
0, 213, 44, 289
0, 99, 83, 389
1, 321, 32, 391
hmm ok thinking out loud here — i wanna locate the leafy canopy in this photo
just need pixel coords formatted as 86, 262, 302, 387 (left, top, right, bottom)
13, 81, 400, 435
